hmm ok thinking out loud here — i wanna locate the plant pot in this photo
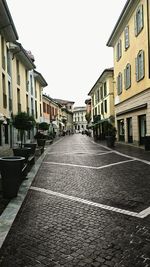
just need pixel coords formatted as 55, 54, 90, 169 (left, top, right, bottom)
0, 156, 25, 198
106, 136, 115, 148
24, 143, 37, 154
37, 139, 46, 147
13, 147, 32, 162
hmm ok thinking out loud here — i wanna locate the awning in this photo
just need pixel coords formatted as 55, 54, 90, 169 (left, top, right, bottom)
91, 119, 108, 128
52, 121, 58, 128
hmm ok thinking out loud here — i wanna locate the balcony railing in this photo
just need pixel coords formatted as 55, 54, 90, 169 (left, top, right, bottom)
3, 93, 7, 109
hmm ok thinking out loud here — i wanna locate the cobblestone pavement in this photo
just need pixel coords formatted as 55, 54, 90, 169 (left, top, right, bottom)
0, 135, 150, 266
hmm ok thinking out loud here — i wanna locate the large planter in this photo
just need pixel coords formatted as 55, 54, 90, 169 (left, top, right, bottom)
24, 143, 37, 154
106, 136, 116, 148
0, 156, 25, 198
37, 139, 46, 147
13, 147, 32, 162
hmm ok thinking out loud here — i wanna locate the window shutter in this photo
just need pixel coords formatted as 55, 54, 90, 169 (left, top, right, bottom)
134, 13, 138, 36
124, 26, 129, 49
128, 64, 131, 88
124, 68, 126, 89
141, 50, 145, 78
120, 73, 122, 93
135, 57, 138, 81
117, 76, 119, 95
139, 5, 144, 30
119, 39, 122, 58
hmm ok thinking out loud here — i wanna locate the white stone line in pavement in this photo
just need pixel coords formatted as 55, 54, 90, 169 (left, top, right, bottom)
138, 207, 150, 218
91, 139, 150, 166
47, 151, 113, 156
30, 186, 143, 218
43, 159, 135, 170
43, 161, 98, 169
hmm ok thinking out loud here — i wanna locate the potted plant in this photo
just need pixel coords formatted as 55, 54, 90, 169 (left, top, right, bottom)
34, 122, 49, 147
12, 112, 35, 161
104, 121, 117, 148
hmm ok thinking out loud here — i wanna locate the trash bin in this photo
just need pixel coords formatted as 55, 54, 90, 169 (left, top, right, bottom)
0, 156, 25, 199
144, 136, 150, 151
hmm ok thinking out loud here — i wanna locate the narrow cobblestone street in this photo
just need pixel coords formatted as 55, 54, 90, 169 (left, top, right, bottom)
0, 135, 150, 267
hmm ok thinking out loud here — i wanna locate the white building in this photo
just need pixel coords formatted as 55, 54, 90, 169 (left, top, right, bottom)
73, 107, 87, 132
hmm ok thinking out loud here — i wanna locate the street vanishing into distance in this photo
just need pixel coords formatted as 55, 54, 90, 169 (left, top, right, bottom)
0, 134, 150, 267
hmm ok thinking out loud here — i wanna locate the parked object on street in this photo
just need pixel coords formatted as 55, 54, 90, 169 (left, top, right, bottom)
0, 156, 25, 198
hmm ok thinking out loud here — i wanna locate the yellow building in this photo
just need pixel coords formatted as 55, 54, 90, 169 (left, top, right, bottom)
88, 68, 114, 140
107, 0, 150, 147
0, 0, 18, 146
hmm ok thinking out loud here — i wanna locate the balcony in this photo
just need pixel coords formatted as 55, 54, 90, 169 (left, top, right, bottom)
3, 93, 7, 109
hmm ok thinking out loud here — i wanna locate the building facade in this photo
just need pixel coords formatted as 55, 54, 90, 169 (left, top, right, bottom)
88, 68, 114, 140
107, 0, 150, 146
73, 107, 87, 132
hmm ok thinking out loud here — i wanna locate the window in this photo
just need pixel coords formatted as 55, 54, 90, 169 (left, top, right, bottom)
117, 73, 122, 95
135, 50, 145, 81
124, 63, 131, 89
104, 100, 107, 113
1, 36, 5, 69
103, 82, 107, 97
43, 102, 46, 113
101, 103, 104, 115
30, 74, 33, 95
100, 86, 103, 99
2, 74, 7, 109
124, 26, 129, 50
116, 39, 122, 61
7, 48, 11, 75
96, 89, 100, 103
135, 4, 144, 36
16, 60, 20, 85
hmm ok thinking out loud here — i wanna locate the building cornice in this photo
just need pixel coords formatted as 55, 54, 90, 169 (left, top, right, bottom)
107, 0, 140, 47
34, 70, 48, 87
0, 0, 18, 41
88, 68, 114, 96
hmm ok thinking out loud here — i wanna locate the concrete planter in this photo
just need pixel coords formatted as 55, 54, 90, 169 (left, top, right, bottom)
0, 156, 25, 198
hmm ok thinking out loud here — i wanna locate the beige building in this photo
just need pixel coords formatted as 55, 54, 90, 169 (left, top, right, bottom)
0, 0, 18, 147
88, 68, 114, 140
107, 0, 150, 147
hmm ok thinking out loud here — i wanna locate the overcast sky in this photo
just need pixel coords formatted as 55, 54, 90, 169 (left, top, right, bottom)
7, 0, 126, 106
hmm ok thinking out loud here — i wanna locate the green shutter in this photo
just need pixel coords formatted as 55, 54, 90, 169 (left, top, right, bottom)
134, 13, 138, 36
141, 50, 145, 79
124, 68, 126, 89
135, 57, 138, 81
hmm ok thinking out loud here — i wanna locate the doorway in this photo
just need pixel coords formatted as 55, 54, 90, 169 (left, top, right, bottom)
138, 115, 146, 145
127, 117, 133, 143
